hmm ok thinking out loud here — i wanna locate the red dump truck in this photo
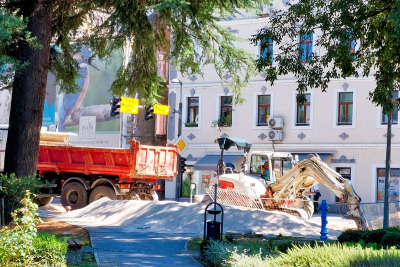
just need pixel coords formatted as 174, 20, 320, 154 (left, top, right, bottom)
8, 130, 178, 210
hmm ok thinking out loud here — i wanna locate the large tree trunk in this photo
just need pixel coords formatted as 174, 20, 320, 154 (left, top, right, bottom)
4, 0, 53, 177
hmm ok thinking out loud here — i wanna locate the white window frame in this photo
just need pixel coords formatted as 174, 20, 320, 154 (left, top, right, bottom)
372, 164, 400, 202
291, 90, 314, 129
183, 93, 202, 131
253, 91, 274, 129
215, 93, 235, 130
332, 88, 357, 129
376, 91, 400, 129
329, 162, 356, 203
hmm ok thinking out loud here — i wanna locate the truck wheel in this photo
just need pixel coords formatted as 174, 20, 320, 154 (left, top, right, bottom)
89, 186, 117, 203
35, 197, 53, 206
61, 182, 88, 210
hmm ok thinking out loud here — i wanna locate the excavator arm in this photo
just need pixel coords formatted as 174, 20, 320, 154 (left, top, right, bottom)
266, 154, 367, 230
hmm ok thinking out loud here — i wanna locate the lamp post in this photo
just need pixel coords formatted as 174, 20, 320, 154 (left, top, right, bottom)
171, 78, 183, 201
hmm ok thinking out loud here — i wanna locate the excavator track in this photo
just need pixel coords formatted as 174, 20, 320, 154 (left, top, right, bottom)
261, 197, 314, 221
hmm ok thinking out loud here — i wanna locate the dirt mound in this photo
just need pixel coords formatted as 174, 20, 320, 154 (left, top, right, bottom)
38, 198, 353, 238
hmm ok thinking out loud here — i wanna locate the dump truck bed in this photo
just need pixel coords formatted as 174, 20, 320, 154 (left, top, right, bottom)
37, 140, 178, 182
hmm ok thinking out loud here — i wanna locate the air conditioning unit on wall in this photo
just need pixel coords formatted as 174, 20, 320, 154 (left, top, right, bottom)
268, 130, 283, 141
268, 117, 284, 129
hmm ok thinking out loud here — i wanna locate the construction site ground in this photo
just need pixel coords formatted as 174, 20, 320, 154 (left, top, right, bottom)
37, 197, 357, 267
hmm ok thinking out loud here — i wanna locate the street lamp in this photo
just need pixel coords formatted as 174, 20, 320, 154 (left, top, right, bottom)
171, 78, 183, 201
171, 78, 182, 137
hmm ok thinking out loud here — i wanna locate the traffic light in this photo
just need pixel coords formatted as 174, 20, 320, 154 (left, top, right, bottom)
110, 96, 121, 117
144, 105, 154, 121
180, 157, 186, 173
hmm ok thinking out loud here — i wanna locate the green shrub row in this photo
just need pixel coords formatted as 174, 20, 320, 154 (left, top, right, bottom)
0, 191, 67, 267
202, 240, 400, 267
338, 227, 400, 248
269, 243, 400, 267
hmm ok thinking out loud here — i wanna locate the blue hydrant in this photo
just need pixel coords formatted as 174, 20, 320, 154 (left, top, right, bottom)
319, 200, 329, 242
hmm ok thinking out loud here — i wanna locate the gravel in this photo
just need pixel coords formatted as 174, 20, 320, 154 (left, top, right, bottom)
38, 198, 357, 239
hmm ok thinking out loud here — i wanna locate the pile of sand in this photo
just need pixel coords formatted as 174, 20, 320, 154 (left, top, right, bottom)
38, 198, 356, 239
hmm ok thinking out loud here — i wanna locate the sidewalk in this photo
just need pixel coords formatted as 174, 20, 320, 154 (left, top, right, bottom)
44, 197, 203, 267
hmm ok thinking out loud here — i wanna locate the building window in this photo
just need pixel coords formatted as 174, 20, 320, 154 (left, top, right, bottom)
257, 95, 271, 126
186, 97, 199, 127
343, 29, 356, 54
382, 92, 399, 125
336, 167, 351, 202
219, 96, 232, 127
377, 168, 400, 202
300, 32, 313, 62
296, 94, 311, 126
260, 38, 273, 63
338, 92, 353, 125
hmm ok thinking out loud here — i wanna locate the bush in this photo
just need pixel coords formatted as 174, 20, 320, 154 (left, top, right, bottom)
337, 229, 365, 244
363, 229, 386, 244
338, 227, 400, 248
0, 191, 67, 267
224, 249, 268, 267
32, 232, 67, 267
381, 231, 400, 248
268, 243, 400, 267
0, 174, 42, 224
203, 240, 238, 266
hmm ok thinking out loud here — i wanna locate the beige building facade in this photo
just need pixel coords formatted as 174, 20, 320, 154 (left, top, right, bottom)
166, 2, 400, 204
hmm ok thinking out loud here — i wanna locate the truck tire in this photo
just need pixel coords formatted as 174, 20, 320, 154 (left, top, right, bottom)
89, 186, 117, 203
61, 182, 88, 210
35, 197, 53, 206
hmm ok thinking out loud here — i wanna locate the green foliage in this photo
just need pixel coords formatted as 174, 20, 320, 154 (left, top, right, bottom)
268, 243, 400, 267
251, 0, 400, 112
343, 240, 379, 250
0, 174, 42, 223
203, 240, 240, 267
211, 116, 232, 131
0, 10, 39, 88
0, 190, 67, 267
338, 227, 400, 248
32, 232, 68, 267
184, 122, 198, 127
337, 229, 365, 244
33, 0, 271, 104
381, 231, 400, 248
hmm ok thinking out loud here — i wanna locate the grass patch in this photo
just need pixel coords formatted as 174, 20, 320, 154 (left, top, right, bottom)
56, 234, 91, 247
188, 237, 203, 251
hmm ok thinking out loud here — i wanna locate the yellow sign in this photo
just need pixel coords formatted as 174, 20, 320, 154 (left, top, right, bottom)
120, 97, 139, 114
177, 139, 186, 151
153, 104, 170, 115
174, 136, 188, 155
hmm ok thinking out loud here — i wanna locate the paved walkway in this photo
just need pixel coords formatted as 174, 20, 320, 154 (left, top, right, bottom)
46, 197, 203, 267
85, 229, 203, 267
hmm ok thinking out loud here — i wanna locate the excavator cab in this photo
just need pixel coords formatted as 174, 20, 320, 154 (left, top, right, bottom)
249, 152, 293, 183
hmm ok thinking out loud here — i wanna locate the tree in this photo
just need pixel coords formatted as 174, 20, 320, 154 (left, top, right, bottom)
0, 0, 269, 177
251, 0, 399, 228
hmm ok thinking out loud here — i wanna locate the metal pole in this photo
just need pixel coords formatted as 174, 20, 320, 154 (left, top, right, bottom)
178, 81, 182, 138
176, 82, 183, 201
383, 111, 392, 228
